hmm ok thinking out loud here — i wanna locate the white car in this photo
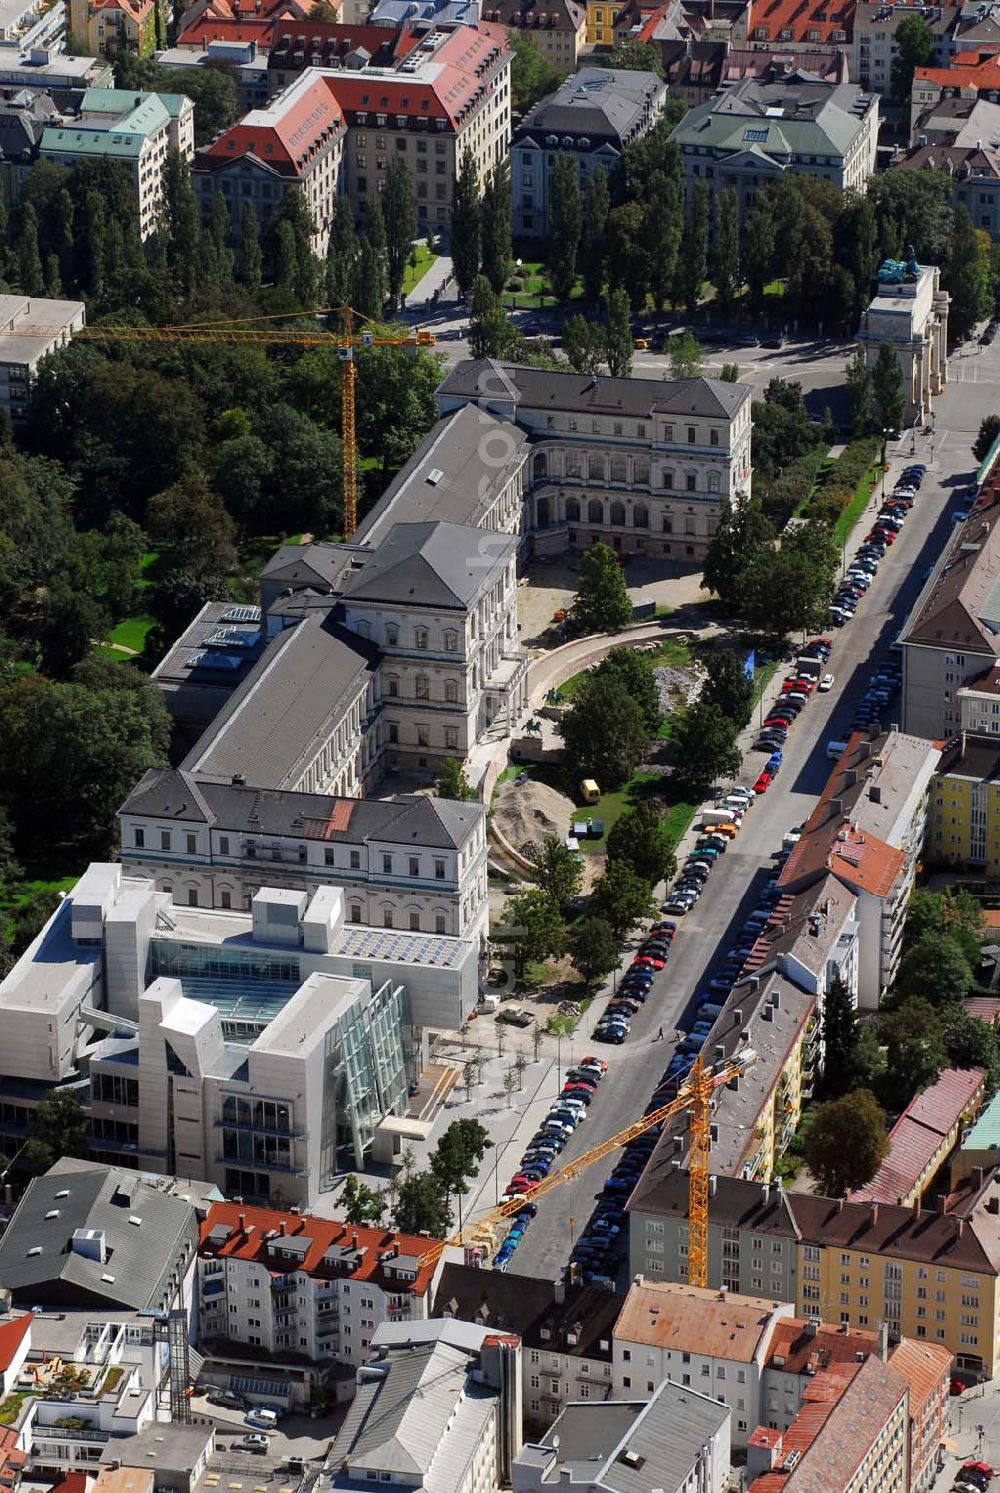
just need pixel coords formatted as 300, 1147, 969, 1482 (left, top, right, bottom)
817, 673, 834, 692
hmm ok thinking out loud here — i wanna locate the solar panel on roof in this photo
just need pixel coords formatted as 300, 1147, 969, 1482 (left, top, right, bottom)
204, 627, 258, 649
221, 605, 262, 623
186, 650, 244, 671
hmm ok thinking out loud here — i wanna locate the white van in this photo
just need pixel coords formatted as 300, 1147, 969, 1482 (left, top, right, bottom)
245, 1408, 279, 1431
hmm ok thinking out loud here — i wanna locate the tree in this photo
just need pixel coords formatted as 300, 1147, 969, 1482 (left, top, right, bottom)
669, 332, 702, 381
669, 702, 741, 795
238, 202, 262, 293
595, 38, 665, 74
947, 204, 992, 342
23, 1091, 89, 1176
430, 1119, 491, 1222
559, 676, 649, 788
382, 157, 417, 304
974, 414, 1000, 465
547, 153, 581, 300
846, 347, 873, 436
592, 646, 661, 733
16, 203, 44, 295
879, 996, 948, 1110
675, 181, 710, 316
160, 62, 239, 145
751, 379, 820, 478
532, 834, 583, 908
871, 342, 905, 436
569, 917, 619, 985
450, 147, 481, 300
644, 164, 684, 311
563, 313, 605, 374
354, 341, 441, 475
740, 521, 839, 637
743, 193, 777, 313
36, 583, 107, 678
890, 12, 934, 103
702, 650, 755, 729
606, 202, 649, 311
340, 1174, 386, 1225
822, 975, 861, 1098
352, 235, 386, 321
589, 859, 654, 940
721, 363, 739, 382
437, 756, 476, 801
9, 890, 60, 958
570, 542, 633, 634
604, 288, 633, 378
580, 167, 609, 301
944, 1006, 1000, 1092
506, 890, 568, 967
481, 160, 512, 295
702, 496, 776, 607
712, 188, 741, 312
146, 474, 237, 576
606, 803, 677, 885
803, 1089, 890, 1197
894, 933, 973, 1006
326, 195, 358, 308
468, 273, 511, 359
160, 146, 199, 294
509, 29, 563, 115
394, 1171, 452, 1236
903, 886, 984, 968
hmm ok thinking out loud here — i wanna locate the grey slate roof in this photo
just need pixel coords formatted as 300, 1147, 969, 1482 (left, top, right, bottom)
433, 1262, 618, 1361
120, 769, 484, 849
437, 359, 750, 420
672, 75, 873, 160
182, 610, 378, 789
353, 405, 526, 548
340, 521, 517, 610
516, 68, 664, 142
0, 1159, 197, 1310
260, 540, 355, 590
518, 1381, 731, 1492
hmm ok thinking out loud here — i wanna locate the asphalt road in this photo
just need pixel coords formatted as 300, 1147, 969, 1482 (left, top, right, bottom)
509, 408, 978, 1283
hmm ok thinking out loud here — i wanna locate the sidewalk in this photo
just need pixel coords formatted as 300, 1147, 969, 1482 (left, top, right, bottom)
405, 252, 454, 309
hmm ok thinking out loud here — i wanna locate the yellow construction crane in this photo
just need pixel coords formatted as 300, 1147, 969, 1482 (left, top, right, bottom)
418, 1047, 758, 1285
41, 308, 435, 540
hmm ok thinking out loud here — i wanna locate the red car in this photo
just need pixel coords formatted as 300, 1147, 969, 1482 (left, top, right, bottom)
579, 1057, 608, 1072
753, 773, 772, 794
962, 1462, 994, 1479
807, 637, 833, 650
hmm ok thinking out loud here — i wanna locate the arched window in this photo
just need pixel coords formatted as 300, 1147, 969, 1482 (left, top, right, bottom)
435, 911, 447, 934
610, 501, 625, 527
415, 628, 428, 650
588, 499, 604, 524
444, 630, 458, 653
349, 902, 362, 922
610, 456, 627, 484
415, 674, 429, 699
385, 623, 398, 645
386, 675, 399, 698
588, 454, 604, 480
383, 907, 394, 928
708, 471, 721, 493
445, 679, 458, 704
532, 452, 547, 480
633, 504, 648, 528
565, 496, 580, 522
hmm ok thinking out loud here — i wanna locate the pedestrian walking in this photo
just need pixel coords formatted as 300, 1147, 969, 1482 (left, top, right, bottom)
655, 1026, 664, 1041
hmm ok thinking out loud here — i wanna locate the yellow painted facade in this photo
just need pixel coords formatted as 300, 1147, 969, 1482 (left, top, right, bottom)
930, 766, 1000, 871
798, 1237, 999, 1375
586, 0, 617, 44
739, 1008, 819, 1182
70, 0, 156, 58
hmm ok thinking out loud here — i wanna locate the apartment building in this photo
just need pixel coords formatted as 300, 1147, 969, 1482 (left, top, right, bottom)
511, 68, 666, 238
437, 359, 753, 562
266, 20, 421, 88
434, 1264, 619, 1428
848, 1065, 986, 1207
852, 2, 961, 94
890, 1336, 952, 1491
0, 863, 481, 1202
196, 1202, 440, 1375
331, 23, 511, 229
743, 0, 849, 48
672, 76, 879, 215
70, 0, 156, 59
953, 1090, 1000, 1186
747, 1354, 910, 1493
778, 729, 941, 1005
627, 1169, 1000, 1377
119, 768, 488, 940
0, 293, 85, 423
857, 258, 950, 429
901, 478, 1000, 739
897, 139, 1000, 241
612, 1281, 795, 1446
487, 0, 585, 68
512, 1380, 732, 1493
326, 1318, 523, 1493
192, 69, 346, 256
930, 731, 1000, 870
40, 87, 194, 239
913, 49, 1000, 129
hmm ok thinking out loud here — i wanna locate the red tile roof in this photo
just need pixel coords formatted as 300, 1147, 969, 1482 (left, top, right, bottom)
916, 51, 1000, 91
850, 1065, 985, 1206
178, 15, 282, 45
765, 1319, 877, 1377
198, 1202, 440, 1296
748, 0, 852, 46
328, 23, 509, 131
889, 1337, 951, 1419
198, 71, 345, 177
267, 19, 424, 69
0, 1314, 30, 1373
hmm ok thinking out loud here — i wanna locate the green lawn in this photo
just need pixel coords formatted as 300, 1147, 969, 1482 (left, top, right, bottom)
834, 464, 882, 546
557, 635, 693, 707
136, 550, 158, 590
107, 614, 156, 653
576, 770, 667, 853
403, 244, 437, 296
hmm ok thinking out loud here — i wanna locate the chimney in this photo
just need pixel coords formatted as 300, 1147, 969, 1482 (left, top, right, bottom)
830, 797, 844, 819
878, 1321, 889, 1362
761, 1182, 771, 1205
987, 1196, 1000, 1216
709, 1175, 718, 1197
352, 1231, 359, 1249
957, 1217, 966, 1238
553, 1278, 565, 1305
238, 1212, 247, 1232
869, 785, 882, 804
837, 1197, 845, 1212
804, 1319, 818, 1339
870, 1202, 879, 1228
973, 1165, 985, 1191
279, 1220, 287, 1236
913, 1196, 921, 1220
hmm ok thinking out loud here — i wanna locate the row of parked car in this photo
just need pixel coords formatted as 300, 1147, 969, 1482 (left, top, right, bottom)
568, 1120, 660, 1285
753, 637, 832, 756
829, 464, 926, 629
661, 791, 754, 919
494, 1057, 609, 1270
593, 923, 677, 1043
952, 1462, 994, 1493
